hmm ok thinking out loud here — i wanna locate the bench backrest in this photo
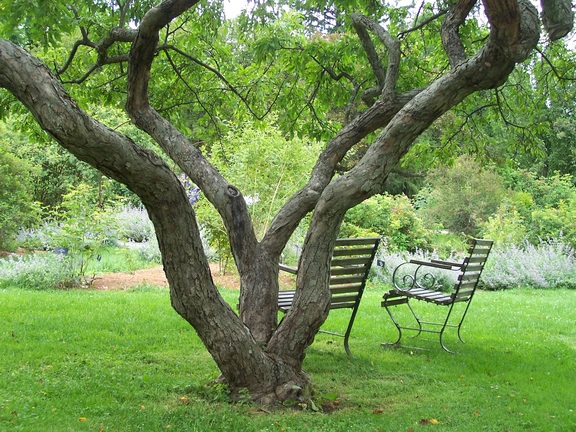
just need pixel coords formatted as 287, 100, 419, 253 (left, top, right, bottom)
329, 237, 380, 309
452, 238, 493, 303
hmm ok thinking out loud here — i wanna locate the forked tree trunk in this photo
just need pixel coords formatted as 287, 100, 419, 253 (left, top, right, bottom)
0, 40, 314, 402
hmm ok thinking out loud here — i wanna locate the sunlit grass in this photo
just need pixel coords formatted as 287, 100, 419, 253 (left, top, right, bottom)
1, 285, 574, 431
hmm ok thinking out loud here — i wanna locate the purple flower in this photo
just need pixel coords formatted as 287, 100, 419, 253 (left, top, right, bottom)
178, 174, 200, 205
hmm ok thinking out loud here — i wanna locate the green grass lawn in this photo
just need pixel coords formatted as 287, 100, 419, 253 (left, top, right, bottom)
1, 284, 575, 431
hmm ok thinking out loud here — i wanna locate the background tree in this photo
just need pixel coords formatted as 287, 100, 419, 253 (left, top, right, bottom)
416, 156, 507, 235
0, 0, 572, 403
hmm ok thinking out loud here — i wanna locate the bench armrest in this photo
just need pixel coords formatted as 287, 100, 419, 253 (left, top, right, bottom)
430, 259, 464, 269
279, 263, 298, 275
408, 259, 454, 271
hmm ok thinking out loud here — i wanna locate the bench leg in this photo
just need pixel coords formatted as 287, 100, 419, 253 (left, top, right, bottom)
438, 324, 453, 353
343, 304, 363, 357
438, 303, 459, 353
383, 295, 459, 353
405, 301, 424, 338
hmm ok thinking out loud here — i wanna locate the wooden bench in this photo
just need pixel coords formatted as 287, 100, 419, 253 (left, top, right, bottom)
381, 238, 493, 353
278, 237, 380, 356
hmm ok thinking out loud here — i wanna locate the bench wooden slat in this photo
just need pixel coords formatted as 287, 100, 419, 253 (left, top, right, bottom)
331, 257, 374, 267
332, 246, 378, 256
330, 276, 365, 286
334, 237, 381, 246
330, 267, 370, 276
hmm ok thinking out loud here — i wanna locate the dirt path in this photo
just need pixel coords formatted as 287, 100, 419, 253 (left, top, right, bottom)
91, 263, 295, 290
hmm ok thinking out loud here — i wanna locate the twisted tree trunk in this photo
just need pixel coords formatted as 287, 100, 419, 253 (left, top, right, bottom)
0, 0, 547, 403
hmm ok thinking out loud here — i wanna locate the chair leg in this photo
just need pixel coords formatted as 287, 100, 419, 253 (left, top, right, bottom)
343, 333, 353, 357
439, 330, 454, 353
438, 302, 472, 353
343, 306, 361, 357
455, 301, 473, 344
405, 301, 423, 338
381, 302, 402, 347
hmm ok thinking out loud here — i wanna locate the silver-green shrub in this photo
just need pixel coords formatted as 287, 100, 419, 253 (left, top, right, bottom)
481, 239, 576, 290
137, 239, 162, 263
0, 253, 79, 289
374, 238, 576, 291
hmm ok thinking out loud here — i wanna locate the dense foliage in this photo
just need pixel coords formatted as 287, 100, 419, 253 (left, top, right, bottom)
0, 134, 38, 249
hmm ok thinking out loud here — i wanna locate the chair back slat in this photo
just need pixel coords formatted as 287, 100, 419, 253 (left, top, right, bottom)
452, 238, 493, 302
328, 238, 380, 307
277, 237, 380, 356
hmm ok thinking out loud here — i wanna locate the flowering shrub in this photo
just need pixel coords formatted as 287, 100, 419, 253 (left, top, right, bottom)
178, 173, 200, 205
481, 240, 576, 290
0, 253, 79, 289
16, 221, 64, 251
115, 205, 155, 243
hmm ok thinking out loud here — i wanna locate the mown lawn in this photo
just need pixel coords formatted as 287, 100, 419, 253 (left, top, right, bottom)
1, 285, 575, 431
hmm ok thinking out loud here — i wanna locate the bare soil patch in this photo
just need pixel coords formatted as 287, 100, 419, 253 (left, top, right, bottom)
91, 263, 242, 290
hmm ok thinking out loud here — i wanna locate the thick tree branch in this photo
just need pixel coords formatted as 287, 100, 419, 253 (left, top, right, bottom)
262, 87, 424, 254
125, 0, 260, 275
540, 0, 574, 41
441, 0, 477, 68
124, 0, 282, 342
0, 38, 286, 398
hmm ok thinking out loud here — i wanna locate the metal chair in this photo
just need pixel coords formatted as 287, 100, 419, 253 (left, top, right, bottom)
381, 238, 493, 353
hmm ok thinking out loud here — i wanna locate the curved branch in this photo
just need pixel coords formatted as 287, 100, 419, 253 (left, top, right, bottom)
163, 49, 225, 134
398, 9, 449, 38
536, 46, 576, 81
126, 0, 259, 272
350, 13, 401, 101
58, 27, 137, 78
166, 45, 281, 120
57, 39, 94, 77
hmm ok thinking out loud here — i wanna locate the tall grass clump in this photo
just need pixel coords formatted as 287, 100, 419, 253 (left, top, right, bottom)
481, 239, 576, 290
0, 253, 79, 289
